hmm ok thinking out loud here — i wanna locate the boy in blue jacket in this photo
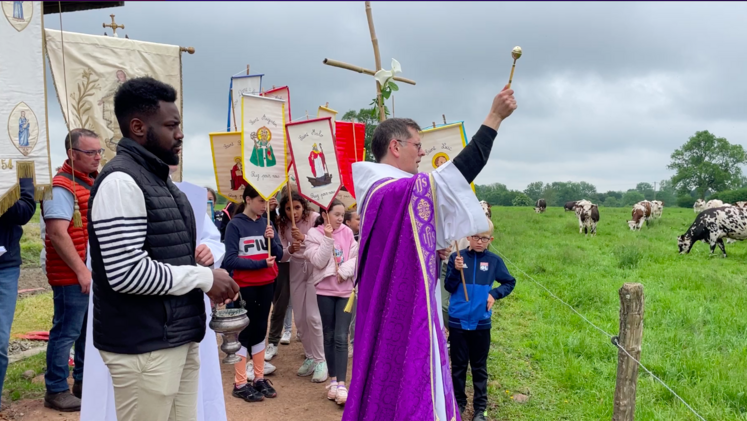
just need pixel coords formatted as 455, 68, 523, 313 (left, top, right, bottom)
445, 219, 516, 421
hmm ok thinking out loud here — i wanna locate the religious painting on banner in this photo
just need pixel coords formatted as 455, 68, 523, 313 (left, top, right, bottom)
317, 105, 337, 134
241, 94, 288, 200
334, 121, 365, 199
0, 1, 51, 216
286, 117, 341, 209
335, 187, 356, 210
209, 131, 246, 204
261, 86, 292, 170
419, 121, 475, 191
45, 29, 185, 180
228, 74, 262, 132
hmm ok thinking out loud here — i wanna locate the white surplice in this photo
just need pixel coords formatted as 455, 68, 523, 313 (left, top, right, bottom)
80, 212, 227, 421
352, 160, 487, 421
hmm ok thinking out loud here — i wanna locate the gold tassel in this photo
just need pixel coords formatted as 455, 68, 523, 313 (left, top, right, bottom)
35, 185, 53, 202
17, 161, 35, 179
72, 201, 83, 228
344, 291, 356, 313
0, 185, 20, 216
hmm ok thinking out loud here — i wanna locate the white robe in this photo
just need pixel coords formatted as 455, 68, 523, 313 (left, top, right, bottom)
80, 213, 227, 421
352, 160, 487, 421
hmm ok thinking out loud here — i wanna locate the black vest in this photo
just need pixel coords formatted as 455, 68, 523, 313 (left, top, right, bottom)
88, 138, 206, 354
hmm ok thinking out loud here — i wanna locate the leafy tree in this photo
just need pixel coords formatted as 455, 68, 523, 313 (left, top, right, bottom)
512, 193, 533, 206
523, 181, 544, 201
668, 130, 747, 199
677, 194, 697, 209
635, 182, 655, 200
622, 190, 645, 206
342, 107, 389, 162
603, 196, 619, 208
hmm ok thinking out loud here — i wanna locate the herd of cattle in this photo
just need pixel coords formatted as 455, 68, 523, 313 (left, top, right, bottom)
479, 197, 747, 257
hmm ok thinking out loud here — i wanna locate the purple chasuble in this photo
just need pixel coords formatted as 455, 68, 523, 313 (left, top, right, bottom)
343, 173, 458, 421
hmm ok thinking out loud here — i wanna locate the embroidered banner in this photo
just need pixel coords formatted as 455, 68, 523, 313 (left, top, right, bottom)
419, 121, 475, 191
229, 74, 262, 132
0, 1, 51, 215
286, 117, 341, 209
317, 105, 337, 134
334, 121, 365, 199
45, 29, 184, 180
261, 86, 292, 170
241, 94, 287, 200
209, 131, 245, 204
335, 187, 356, 210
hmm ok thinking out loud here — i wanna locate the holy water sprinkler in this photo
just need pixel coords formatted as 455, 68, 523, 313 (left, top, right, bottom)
507, 46, 522, 89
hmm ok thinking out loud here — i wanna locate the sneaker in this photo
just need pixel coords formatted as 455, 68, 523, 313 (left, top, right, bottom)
472, 410, 487, 421
246, 361, 276, 382
326, 382, 338, 400
335, 385, 348, 405
44, 390, 81, 412
265, 343, 278, 361
232, 384, 264, 402
297, 358, 317, 377
253, 379, 277, 399
311, 361, 328, 383
280, 330, 292, 345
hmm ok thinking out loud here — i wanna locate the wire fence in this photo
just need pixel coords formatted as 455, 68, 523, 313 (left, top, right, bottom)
488, 244, 707, 421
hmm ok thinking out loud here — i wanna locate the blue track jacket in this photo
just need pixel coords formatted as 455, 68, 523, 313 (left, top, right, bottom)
445, 248, 516, 330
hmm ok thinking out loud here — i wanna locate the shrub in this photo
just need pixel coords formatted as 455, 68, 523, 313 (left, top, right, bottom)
677, 195, 697, 208
512, 193, 534, 207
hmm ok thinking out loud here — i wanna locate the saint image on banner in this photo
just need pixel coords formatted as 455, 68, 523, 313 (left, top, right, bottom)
99, 69, 127, 151
432, 152, 449, 169
2, 0, 32, 31
249, 126, 277, 167
230, 157, 248, 191
308, 143, 331, 187
18, 110, 30, 146
12, 1, 22, 20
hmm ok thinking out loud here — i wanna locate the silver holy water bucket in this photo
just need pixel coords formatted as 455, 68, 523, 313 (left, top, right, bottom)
209, 294, 249, 364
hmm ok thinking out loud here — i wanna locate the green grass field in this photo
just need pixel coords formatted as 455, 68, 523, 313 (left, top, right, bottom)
484, 206, 746, 420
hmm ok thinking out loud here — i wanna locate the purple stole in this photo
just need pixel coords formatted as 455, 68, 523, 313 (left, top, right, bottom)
343, 173, 458, 421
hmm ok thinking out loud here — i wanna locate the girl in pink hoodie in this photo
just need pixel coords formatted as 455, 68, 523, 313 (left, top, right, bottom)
304, 200, 358, 405
276, 192, 328, 383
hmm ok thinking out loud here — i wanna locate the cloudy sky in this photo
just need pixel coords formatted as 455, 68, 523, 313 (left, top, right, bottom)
43, 1, 747, 193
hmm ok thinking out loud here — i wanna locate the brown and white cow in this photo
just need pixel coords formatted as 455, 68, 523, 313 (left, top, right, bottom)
628, 201, 652, 230
574, 201, 599, 236
534, 198, 547, 213
678, 206, 747, 257
706, 199, 724, 209
735, 201, 747, 209
651, 200, 664, 219
479, 200, 492, 218
693, 199, 706, 213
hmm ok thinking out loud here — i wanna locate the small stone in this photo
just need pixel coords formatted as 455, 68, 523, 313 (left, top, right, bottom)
32, 374, 45, 384
512, 393, 530, 404
22, 370, 35, 379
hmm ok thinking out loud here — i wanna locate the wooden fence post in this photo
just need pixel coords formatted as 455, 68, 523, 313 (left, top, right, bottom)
612, 283, 644, 421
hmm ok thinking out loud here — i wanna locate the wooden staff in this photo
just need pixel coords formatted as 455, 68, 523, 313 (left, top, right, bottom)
267, 207, 273, 257
455, 241, 469, 301
325, 211, 340, 273
287, 181, 296, 229
443, 114, 447, 125
352, 118, 358, 163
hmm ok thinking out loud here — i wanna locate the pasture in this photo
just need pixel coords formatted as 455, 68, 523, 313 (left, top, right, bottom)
485, 206, 746, 420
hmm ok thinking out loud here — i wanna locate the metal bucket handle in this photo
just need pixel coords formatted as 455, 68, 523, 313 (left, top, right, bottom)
211, 291, 246, 317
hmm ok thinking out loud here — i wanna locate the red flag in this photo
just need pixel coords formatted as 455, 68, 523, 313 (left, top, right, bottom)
334, 121, 365, 199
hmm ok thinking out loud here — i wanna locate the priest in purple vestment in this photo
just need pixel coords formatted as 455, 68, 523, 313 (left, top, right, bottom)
344, 86, 517, 421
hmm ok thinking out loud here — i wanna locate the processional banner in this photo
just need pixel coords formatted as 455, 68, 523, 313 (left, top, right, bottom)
334, 121, 365, 199
261, 86, 292, 170
209, 131, 245, 204
45, 29, 184, 180
240, 94, 287, 200
335, 187, 356, 210
419, 121, 475, 191
228, 74, 262, 132
317, 105, 337, 134
286, 117, 341, 209
0, 1, 52, 216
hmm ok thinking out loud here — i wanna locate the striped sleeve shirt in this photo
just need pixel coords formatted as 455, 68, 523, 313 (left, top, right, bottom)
90, 171, 213, 296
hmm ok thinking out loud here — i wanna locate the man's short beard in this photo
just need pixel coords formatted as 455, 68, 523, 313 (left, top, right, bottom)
144, 127, 180, 165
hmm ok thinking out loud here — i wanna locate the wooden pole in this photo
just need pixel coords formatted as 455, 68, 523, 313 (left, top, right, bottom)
287, 181, 296, 229
612, 283, 644, 421
352, 118, 359, 163
365, 1, 385, 122
267, 210, 272, 257
432, 122, 436, 129
326, 212, 340, 273
321, 59, 416, 85
392, 94, 395, 117
443, 114, 447, 124
246, 65, 250, 75
454, 241, 469, 302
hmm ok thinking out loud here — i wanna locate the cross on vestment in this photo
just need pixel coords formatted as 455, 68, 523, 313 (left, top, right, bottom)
103, 14, 124, 37
322, 1, 416, 122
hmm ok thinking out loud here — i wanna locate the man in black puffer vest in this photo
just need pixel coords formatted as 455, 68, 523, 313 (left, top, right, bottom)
88, 77, 239, 421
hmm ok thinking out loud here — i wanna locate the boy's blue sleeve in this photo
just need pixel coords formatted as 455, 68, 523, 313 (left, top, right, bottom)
271, 222, 283, 261
1, 178, 36, 225
489, 257, 516, 300
444, 252, 461, 294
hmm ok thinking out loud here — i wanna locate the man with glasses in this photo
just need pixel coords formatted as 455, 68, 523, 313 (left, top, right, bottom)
40, 128, 101, 411
345, 86, 516, 421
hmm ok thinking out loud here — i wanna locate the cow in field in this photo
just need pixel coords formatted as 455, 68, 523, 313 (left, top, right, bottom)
564, 201, 579, 211
693, 199, 706, 213
706, 199, 724, 209
479, 200, 492, 218
574, 201, 599, 236
678, 206, 747, 257
534, 198, 547, 213
651, 200, 664, 219
735, 201, 747, 209
627, 201, 652, 230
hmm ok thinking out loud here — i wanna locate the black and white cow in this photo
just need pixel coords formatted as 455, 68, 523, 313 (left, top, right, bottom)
693, 199, 706, 213
479, 200, 492, 218
564, 200, 579, 211
574, 201, 599, 236
534, 198, 547, 213
678, 206, 747, 257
